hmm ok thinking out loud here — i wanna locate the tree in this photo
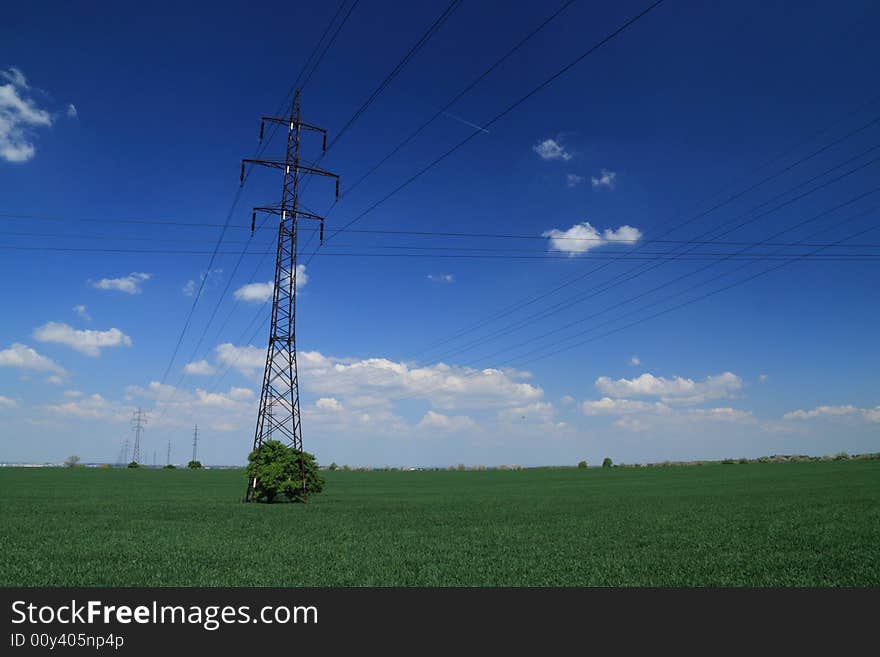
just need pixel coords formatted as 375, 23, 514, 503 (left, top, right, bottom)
163, 464, 176, 469
64, 455, 81, 468
187, 460, 202, 469
602, 457, 613, 468
328, 462, 338, 471
245, 440, 325, 503
577, 460, 588, 469
127, 461, 140, 469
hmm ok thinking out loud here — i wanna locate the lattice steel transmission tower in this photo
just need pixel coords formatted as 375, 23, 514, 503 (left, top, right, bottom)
191, 424, 199, 464
241, 91, 339, 502
131, 407, 147, 464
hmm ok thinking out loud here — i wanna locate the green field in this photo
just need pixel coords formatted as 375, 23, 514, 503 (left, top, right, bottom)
1, 461, 878, 586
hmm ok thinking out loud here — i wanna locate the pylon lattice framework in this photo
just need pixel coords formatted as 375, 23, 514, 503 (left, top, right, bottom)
241, 91, 339, 502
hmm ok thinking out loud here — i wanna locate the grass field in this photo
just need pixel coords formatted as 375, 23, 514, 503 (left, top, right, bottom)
1, 461, 878, 586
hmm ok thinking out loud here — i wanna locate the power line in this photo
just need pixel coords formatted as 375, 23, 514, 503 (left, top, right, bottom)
409, 114, 880, 359
302, 0, 667, 265
422, 145, 880, 364
330, 0, 578, 204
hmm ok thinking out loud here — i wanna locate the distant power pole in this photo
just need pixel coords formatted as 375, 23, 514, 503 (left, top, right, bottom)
166, 440, 171, 466
192, 425, 199, 464
130, 407, 148, 463
116, 436, 130, 466
241, 91, 339, 502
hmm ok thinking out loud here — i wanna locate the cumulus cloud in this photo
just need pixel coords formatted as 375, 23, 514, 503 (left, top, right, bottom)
234, 265, 307, 303
595, 372, 742, 404
46, 375, 64, 385
0, 342, 66, 374
0, 395, 18, 409
630, 355, 641, 366
183, 360, 216, 376
533, 138, 572, 161
783, 404, 880, 423
581, 397, 670, 416
565, 173, 585, 188
91, 272, 152, 295
427, 274, 454, 283
315, 397, 343, 412
72, 305, 91, 321
215, 345, 543, 412
418, 410, 477, 432
66, 103, 77, 118
123, 381, 258, 430
543, 221, 642, 255
32, 321, 132, 357
0, 67, 53, 163
591, 168, 617, 189
45, 393, 129, 421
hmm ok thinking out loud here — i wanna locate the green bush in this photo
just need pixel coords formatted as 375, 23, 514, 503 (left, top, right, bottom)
328, 462, 338, 471
187, 460, 202, 469
577, 460, 588, 469
602, 457, 613, 468
163, 464, 176, 469
245, 440, 325, 503
833, 452, 850, 461
127, 461, 140, 469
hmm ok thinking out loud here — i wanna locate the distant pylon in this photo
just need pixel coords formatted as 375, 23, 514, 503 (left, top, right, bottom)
131, 407, 148, 463
192, 424, 199, 463
166, 439, 171, 466
241, 91, 339, 502
116, 436, 130, 466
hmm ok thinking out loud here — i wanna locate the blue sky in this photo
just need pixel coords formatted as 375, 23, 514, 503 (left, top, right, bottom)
1, 0, 878, 466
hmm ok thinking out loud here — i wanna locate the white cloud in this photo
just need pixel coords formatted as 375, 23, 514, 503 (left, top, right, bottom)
215, 343, 265, 377
417, 410, 477, 432
45, 393, 129, 421
783, 404, 880, 423
591, 168, 617, 189
565, 173, 585, 188
1, 67, 28, 88
560, 395, 575, 406
315, 397, 343, 412
533, 138, 572, 161
216, 345, 543, 411
543, 221, 642, 255
0, 342, 66, 374
183, 360, 216, 376
234, 265, 307, 303
582, 397, 670, 416
91, 272, 151, 294
630, 355, 641, 366
46, 375, 64, 385
66, 103, 77, 118
595, 372, 742, 404
32, 321, 132, 357
182, 280, 196, 297
427, 274, 454, 283
123, 381, 258, 431
0, 67, 53, 163
72, 305, 91, 321
759, 373, 768, 382
0, 395, 18, 409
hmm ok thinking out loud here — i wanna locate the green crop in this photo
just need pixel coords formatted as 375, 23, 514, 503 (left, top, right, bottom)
1, 461, 877, 586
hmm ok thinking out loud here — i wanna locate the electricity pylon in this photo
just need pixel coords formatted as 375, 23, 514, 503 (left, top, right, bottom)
241, 90, 339, 502
131, 407, 147, 463
191, 424, 199, 464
